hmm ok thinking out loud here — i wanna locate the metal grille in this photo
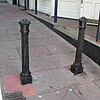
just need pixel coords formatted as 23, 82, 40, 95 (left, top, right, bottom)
4, 91, 26, 100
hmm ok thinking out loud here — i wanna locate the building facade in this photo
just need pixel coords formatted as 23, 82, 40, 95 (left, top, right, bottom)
7, 0, 100, 20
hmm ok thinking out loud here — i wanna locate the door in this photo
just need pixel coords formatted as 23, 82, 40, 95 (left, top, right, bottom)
58, 0, 81, 19
80, 0, 100, 20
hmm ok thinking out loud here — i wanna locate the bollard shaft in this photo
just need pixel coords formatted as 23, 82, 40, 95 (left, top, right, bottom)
71, 17, 87, 75
19, 19, 32, 85
54, 0, 58, 23
24, 0, 26, 10
35, 0, 37, 14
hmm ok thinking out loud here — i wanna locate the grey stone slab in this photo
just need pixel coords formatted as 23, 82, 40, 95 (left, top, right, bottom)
8, 34, 18, 41
30, 56, 57, 71
12, 40, 21, 48
15, 34, 21, 40
7, 29, 19, 35
30, 46, 52, 57
0, 41, 16, 50
0, 36, 9, 41
31, 68, 78, 94
47, 43, 75, 55
30, 38, 54, 47
74, 58, 100, 84
94, 80, 100, 88
33, 31, 55, 38
0, 60, 21, 75
26, 88, 80, 100
48, 54, 74, 68
30, 28, 39, 33
0, 48, 21, 61
74, 62, 100, 84
29, 33, 37, 39
49, 36, 69, 45
0, 25, 7, 30
0, 30, 8, 35
73, 82, 100, 100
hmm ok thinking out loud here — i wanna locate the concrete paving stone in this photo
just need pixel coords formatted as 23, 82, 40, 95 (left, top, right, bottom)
0, 30, 8, 35
30, 55, 57, 71
12, 40, 21, 48
32, 31, 55, 38
8, 34, 18, 41
17, 46, 52, 58
0, 48, 21, 61
26, 88, 80, 100
48, 37, 69, 45
94, 79, 100, 88
0, 60, 21, 75
74, 70, 97, 84
0, 41, 16, 50
47, 43, 75, 55
0, 25, 7, 30
31, 68, 78, 94
48, 54, 74, 68
30, 28, 39, 33
0, 36, 9, 41
29, 33, 37, 39
36, 26, 52, 32
73, 82, 100, 100
6, 25, 18, 30
15, 34, 21, 40
7, 29, 19, 35
30, 46, 52, 57
30, 37, 55, 47
74, 57, 100, 84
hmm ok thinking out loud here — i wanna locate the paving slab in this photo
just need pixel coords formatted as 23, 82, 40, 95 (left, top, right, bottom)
31, 68, 78, 94
73, 82, 100, 100
27, 88, 80, 100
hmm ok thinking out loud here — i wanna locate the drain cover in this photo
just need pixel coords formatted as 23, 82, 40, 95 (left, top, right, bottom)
4, 91, 26, 100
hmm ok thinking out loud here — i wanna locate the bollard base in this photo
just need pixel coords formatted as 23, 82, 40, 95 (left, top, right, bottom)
20, 72, 32, 85
71, 63, 83, 75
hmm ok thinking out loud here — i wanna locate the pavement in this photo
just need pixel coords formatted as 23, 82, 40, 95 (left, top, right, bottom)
0, 3, 100, 100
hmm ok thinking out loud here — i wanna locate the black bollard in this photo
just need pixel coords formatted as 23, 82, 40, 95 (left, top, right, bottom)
54, 0, 58, 23
96, 12, 100, 42
19, 19, 32, 85
24, 0, 26, 10
35, 0, 37, 14
71, 17, 87, 75
18, 0, 20, 7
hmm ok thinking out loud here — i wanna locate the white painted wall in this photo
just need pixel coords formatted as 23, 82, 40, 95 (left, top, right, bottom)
20, 0, 24, 7
81, 0, 100, 19
58, 0, 81, 19
38, 0, 52, 15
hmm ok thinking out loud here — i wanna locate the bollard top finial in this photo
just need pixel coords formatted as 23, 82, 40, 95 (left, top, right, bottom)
19, 19, 31, 25
79, 17, 88, 22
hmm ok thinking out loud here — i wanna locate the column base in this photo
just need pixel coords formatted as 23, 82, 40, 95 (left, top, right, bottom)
20, 72, 32, 85
71, 63, 83, 75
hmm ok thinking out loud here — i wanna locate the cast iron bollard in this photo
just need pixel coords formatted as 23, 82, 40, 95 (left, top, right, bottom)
18, 0, 20, 7
54, 0, 58, 23
19, 19, 32, 85
71, 17, 87, 75
96, 12, 100, 42
24, 0, 26, 10
35, 0, 37, 14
